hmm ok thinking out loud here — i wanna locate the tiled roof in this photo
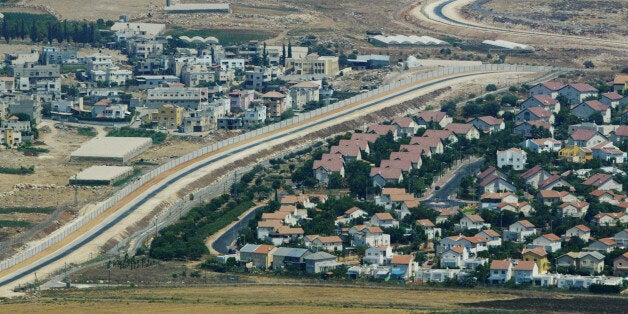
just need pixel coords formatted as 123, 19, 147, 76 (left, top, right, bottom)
514, 260, 537, 271
374, 212, 395, 220
313, 153, 345, 172
570, 129, 598, 141
490, 260, 512, 270
598, 237, 617, 246
573, 224, 591, 232
450, 246, 465, 254
602, 92, 623, 100
382, 187, 408, 195
531, 94, 559, 106
582, 173, 613, 187
542, 233, 561, 241
391, 255, 413, 265
581, 100, 608, 111
523, 247, 547, 257
416, 219, 435, 227
393, 116, 416, 128
417, 111, 447, 123
477, 116, 504, 125
567, 83, 598, 93
517, 220, 535, 228
520, 165, 544, 180
614, 125, 628, 137
539, 81, 565, 91
464, 213, 484, 223
446, 123, 475, 134
316, 235, 342, 243
526, 106, 553, 118
351, 132, 380, 143
253, 244, 276, 254
368, 124, 398, 136
478, 229, 500, 238
370, 166, 403, 180
477, 166, 497, 180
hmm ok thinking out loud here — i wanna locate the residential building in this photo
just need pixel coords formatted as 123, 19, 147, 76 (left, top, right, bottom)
565, 225, 591, 242
262, 91, 288, 119
567, 130, 608, 148
416, 111, 452, 129
438, 235, 488, 255
610, 125, 628, 145
239, 244, 276, 269
514, 261, 539, 284
479, 175, 516, 193
584, 238, 617, 253
498, 202, 534, 217
503, 220, 537, 242
519, 165, 550, 189
488, 260, 513, 284
590, 142, 626, 164
496, 148, 527, 170
558, 83, 598, 105
285, 54, 339, 76
476, 229, 502, 247
520, 138, 562, 153
558, 146, 593, 163
311, 235, 343, 252
303, 251, 340, 274
522, 247, 549, 274
370, 212, 399, 228
416, 219, 441, 240
364, 245, 393, 266
393, 116, 420, 137
515, 107, 554, 124
556, 251, 604, 275
390, 255, 415, 280
440, 246, 468, 269
613, 252, 628, 276
370, 166, 404, 188
243, 104, 266, 126
520, 94, 560, 113
480, 192, 518, 209
599, 92, 624, 109
559, 202, 589, 218
152, 104, 183, 129
529, 81, 565, 98
0, 128, 22, 147
571, 100, 611, 123
229, 90, 256, 112
582, 173, 622, 192
312, 153, 345, 185
537, 175, 572, 191
469, 116, 504, 133
271, 247, 311, 270
594, 212, 628, 226
459, 213, 491, 231
289, 81, 320, 110
349, 225, 390, 247
513, 120, 554, 138
146, 86, 207, 109
367, 124, 399, 140
612, 74, 628, 93
445, 123, 480, 140
537, 190, 579, 205
613, 229, 628, 248
335, 207, 368, 226
530, 233, 562, 253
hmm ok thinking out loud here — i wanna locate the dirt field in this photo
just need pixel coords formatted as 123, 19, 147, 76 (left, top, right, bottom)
3, 284, 625, 313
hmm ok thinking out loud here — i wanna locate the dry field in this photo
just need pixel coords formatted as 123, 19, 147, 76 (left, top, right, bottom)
3, 284, 626, 313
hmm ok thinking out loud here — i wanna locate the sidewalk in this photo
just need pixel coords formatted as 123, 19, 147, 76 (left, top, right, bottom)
419, 156, 481, 201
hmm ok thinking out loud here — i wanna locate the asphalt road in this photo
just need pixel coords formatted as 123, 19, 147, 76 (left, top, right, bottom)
211, 205, 266, 255
424, 158, 484, 209
0, 70, 499, 290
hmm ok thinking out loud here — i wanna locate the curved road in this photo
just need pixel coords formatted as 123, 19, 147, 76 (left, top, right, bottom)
425, 0, 628, 48
0, 69, 511, 290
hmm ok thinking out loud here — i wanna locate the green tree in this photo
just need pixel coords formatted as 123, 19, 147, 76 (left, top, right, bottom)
287, 41, 292, 58
344, 161, 372, 198
485, 84, 497, 91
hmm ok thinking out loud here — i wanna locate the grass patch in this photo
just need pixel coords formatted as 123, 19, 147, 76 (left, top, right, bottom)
166, 26, 275, 45
0, 207, 55, 214
107, 127, 166, 144
77, 127, 97, 137
0, 165, 35, 175
0, 220, 31, 228
112, 169, 142, 187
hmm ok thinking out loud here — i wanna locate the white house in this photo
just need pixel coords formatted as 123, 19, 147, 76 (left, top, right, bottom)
503, 220, 537, 242
469, 116, 505, 133
582, 173, 622, 192
594, 212, 628, 226
349, 225, 391, 247
590, 142, 626, 164
559, 202, 590, 218
459, 213, 491, 231
567, 130, 608, 148
416, 219, 441, 240
488, 260, 513, 284
310, 235, 344, 252
515, 107, 554, 124
529, 81, 565, 98
584, 238, 617, 253
565, 224, 591, 242
613, 229, 628, 248
440, 246, 468, 269
363, 245, 393, 265
390, 255, 415, 280
514, 261, 539, 284
312, 153, 345, 185
497, 148, 527, 170
530, 233, 562, 253
520, 94, 560, 113
476, 229, 502, 247
519, 165, 550, 189
599, 91, 624, 109
438, 235, 488, 255
520, 138, 562, 153
335, 207, 368, 226
370, 212, 399, 228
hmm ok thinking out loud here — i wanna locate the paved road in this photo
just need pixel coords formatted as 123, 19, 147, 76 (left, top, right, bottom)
211, 205, 266, 255
424, 158, 483, 209
0, 69, 508, 291
428, 0, 628, 48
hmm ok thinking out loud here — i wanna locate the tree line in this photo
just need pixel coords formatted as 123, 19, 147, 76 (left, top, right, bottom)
0, 12, 110, 44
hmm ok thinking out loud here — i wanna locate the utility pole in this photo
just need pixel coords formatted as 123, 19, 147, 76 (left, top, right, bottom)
232, 170, 238, 201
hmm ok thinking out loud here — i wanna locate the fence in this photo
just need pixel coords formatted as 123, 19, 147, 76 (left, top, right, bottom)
0, 64, 566, 272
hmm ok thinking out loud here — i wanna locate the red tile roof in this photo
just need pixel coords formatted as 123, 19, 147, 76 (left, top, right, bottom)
514, 260, 537, 271
391, 255, 413, 265
539, 81, 565, 91
393, 116, 416, 128
316, 235, 342, 243
523, 247, 547, 257
567, 83, 598, 93
313, 153, 344, 172
450, 246, 465, 254
490, 260, 512, 270
582, 173, 614, 187
598, 237, 617, 246
374, 212, 395, 221
570, 129, 599, 141
477, 116, 504, 125
478, 229, 500, 238
464, 213, 484, 223
602, 92, 623, 100
253, 244, 276, 254
368, 124, 398, 136
517, 220, 535, 228
574, 224, 591, 232
526, 106, 553, 118
423, 129, 455, 141
581, 100, 608, 111
520, 165, 545, 180
418, 111, 447, 123
542, 233, 561, 241
614, 125, 628, 137
446, 123, 476, 135
531, 94, 559, 106
351, 132, 380, 143
370, 166, 403, 180
477, 166, 497, 180
416, 219, 435, 227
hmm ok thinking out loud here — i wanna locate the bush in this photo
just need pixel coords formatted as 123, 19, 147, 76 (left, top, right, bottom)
0, 165, 35, 175
589, 283, 622, 294
485, 84, 498, 91
107, 127, 167, 144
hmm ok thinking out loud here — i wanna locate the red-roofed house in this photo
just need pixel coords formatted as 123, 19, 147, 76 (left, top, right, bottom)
438, 235, 488, 255
417, 219, 441, 240
594, 212, 628, 226
531, 233, 562, 253
370, 212, 399, 228
504, 220, 537, 242
559, 201, 590, 218
513, 120, 555, 138
459, 213, 491, 230
582, 173, 622, 191
489, 260, 513, 284
351, 132, 380, 143
610, 125, 628, 145
521, 94, 560, 113
423, 129, 458, 143
515, 107, 554, 124
477, 229, 502, 247
537, 190, 578, 205
585, 238, 617, 253
440, 246, 469, 269
519, 165, 550, 188
445, 123, 480, 140
565, 225, 591, 242
370, 166, 404, 187
591, 142, 626, 164
514, 261, 539, 284
311, 235, 344, 252
390, 254, 415, 279
537, 174, 572, 190
349, 225, 391, 247
393, 116, 420, 137
498, 202, 534, 217
558, 83, 598, 104
613, 252, 628, 276
567, 129, 608, 148
600, 91, 624, 108
409, 136, 444, 154
330, 143, 362, 163
389, 151, 422, 169
367, 124, 399, 140
529, 81, 565, 98
571, 100, 610, 123
479, 175, 516, 193
312, 153, 345, 184
469, 116, 505, 133
417, 111, 452, 128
